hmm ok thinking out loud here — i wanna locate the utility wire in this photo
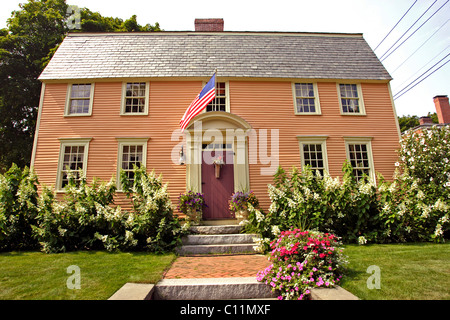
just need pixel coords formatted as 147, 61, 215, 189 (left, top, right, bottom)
393, 52, 450, 99
393, 59, 449, 100
381, 0, 449, 62
393, 44, 450, 92
374, 0, 418, 51
379, 0, 438, 60
391, 18, 449, 73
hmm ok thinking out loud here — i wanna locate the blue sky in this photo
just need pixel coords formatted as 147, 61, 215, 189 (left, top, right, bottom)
2, 0, 449, 117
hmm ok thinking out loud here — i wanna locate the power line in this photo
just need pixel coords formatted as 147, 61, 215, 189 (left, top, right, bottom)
391, 18, 449, 73
393, 53, 450, 100
374, 0, 418, 51
379, 0, 438, 60
381, 0, 449, 62
393, 44, 450, 92
393, 59, 449, 100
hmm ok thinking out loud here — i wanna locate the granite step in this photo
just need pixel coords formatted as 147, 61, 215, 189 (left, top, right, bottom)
152, 277, 277, 300
181, 234, 259, 245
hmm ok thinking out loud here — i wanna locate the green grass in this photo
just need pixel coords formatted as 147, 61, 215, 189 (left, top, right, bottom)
340, 242, 450, 300
0, 251, 176, 300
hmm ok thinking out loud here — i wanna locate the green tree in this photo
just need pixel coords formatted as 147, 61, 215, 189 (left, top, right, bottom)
0, 0, 161, 172
398, 112, 439, 133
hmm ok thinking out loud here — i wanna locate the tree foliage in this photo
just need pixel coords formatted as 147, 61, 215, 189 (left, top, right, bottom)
0, 0, 161, 172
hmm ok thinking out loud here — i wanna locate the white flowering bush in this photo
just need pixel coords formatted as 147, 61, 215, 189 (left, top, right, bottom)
377, 125, 450, 242
120, 166, 187, 252
0, 164, 39, 251
248, 163, 382, 252
32, 167, 187, 253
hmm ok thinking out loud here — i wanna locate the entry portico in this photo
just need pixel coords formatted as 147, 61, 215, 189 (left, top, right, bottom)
184, 111, 252, 220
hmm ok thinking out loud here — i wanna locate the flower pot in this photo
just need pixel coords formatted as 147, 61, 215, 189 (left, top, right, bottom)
214, 163, 222, 179
235, 208, 249, 223
186, 208, 202, 225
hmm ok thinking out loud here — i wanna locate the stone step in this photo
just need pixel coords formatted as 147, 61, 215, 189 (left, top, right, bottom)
189, 225, 242, 235
176, 243, 257, 255
152, 277, 277, 300
182, 234, 260, 245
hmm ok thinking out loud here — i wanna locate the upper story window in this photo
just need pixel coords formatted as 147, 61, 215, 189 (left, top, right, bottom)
206, 82, 228, 112
65, 84, 94, 116
293, 83, 320, 114
121, 82, 149, 115
339, 84, 365, 115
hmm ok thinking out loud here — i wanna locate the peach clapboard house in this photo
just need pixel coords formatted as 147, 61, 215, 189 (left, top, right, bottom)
31, 19, 401, 220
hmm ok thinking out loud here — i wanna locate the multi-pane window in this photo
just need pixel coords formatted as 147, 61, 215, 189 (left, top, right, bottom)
297, 136, 329, 176
302, 144, 325, 176
120, 144, 144, 181
116, 138, 148, 189
347, 143, 372, 182
339, 84, 362, 114
123, 82, 148, 114
294, 83, 318, 113
57, 139, 90, 190
67, 84, 93, 115
206, 82, 227, 112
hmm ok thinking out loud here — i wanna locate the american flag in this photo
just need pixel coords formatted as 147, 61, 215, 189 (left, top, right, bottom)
180, 73, 216, 131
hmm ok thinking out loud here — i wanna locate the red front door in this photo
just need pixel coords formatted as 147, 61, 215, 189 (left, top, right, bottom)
201, 150, 234, 220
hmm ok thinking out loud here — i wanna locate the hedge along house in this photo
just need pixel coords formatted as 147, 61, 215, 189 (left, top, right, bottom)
31, 19, 401, 222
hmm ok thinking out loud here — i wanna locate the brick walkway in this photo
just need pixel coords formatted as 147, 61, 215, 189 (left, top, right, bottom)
163, 254, 272, 279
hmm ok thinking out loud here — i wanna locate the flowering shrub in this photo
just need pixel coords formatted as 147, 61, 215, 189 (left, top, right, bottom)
257, 228, 347, 300
120, 166, 187, 252
375, 125, 450, 243
2, 165, 187, 253
0, 164, 39, 251
249, 163, 382, 252
400, 125, 450, 197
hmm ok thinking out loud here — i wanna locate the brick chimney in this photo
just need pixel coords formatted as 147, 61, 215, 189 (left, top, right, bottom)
434, 95, 450, 124
194, 18, 224, 32
419, 116, 433, 125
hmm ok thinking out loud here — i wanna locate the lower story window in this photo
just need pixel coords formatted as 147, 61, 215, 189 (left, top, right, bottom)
303, 143, 325, 176
296, 136, 329, 176
121, 144, 143, 180
57, 138, 91, 190
344, 137, 374, 182
116, 138, 149, 189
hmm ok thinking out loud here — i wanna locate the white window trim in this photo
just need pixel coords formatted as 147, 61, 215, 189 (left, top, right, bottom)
292, 82, 321, 115
337, 83, 366, 116
120, 82, 150, 115
65, 83, 95, 117
203, 80, 230, 113
296, 135, 329, 174
56, 138, 92, 192
116, 137, 149, 190
343, 136, 375, 181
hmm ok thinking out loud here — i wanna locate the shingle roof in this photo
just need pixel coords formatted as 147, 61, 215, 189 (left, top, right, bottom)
39, 32, 392, 81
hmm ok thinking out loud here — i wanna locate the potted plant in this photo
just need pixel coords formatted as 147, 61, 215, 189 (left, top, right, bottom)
229, 190, 259, 222
177, 191, 207, 225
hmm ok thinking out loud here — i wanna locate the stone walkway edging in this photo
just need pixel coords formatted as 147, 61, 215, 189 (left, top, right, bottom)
108, 281, 359, 300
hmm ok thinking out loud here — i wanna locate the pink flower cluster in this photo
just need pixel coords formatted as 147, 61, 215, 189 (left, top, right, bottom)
256, 228, 345, 300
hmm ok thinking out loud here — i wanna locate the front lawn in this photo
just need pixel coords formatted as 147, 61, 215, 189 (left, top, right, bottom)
341, 242, 450, 300
0, 251, 176, 300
